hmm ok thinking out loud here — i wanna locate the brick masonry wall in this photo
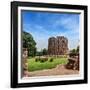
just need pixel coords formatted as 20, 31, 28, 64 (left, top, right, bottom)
48, 36, 68, 55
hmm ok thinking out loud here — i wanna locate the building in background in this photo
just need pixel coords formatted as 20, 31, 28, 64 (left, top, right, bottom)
48, 36, 68, 55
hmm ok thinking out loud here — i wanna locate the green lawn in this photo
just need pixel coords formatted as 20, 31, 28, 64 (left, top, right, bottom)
27, 57, 68, 71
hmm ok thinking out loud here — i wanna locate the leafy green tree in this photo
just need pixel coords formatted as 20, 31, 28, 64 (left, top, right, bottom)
23, 31, 36, 57
36, 48, 48, 56
71, 49, 76, 53
36, 50, 43, 56
76, 46, 79, 53
42, 48, 48, 55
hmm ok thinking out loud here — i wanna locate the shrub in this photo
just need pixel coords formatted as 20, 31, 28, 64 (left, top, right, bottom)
35, 57, 40, 62
39, 57, 48, 63
40, 59, 45, 63
49, 58, 54, 62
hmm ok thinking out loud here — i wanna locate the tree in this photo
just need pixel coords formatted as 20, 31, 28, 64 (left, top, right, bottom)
42, 48, 48, 55
23, 31, 36, 57
76, 46, 79, 53
71, 49, 76, 53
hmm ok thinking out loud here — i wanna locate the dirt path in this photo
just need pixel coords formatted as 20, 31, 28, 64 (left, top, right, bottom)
27, 65, 79, 77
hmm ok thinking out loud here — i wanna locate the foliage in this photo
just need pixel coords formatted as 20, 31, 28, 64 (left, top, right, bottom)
70, 45, 79, 55
49, 58, 54, 62
36, 48, 48, 56
42, 48, 48, 55
71, 49, 76, 53
40, 57, 48, 63
35, 57, 48, 62
36, 51, 43, 56
76, 46, 79, 53
23, 31, 36, 57
35, 57, 40, 62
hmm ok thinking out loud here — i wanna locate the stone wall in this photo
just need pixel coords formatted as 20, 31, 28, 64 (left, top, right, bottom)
48, 36, 68, 55
22, 48, 28, 77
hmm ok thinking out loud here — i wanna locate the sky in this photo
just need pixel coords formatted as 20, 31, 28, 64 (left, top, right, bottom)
22, 11, 80, 51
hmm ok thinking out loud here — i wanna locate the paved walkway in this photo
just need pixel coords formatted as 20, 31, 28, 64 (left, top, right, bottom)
28, 65, 79, 77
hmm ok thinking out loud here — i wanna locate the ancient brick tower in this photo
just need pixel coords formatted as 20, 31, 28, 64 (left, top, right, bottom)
48, 36, 68, 55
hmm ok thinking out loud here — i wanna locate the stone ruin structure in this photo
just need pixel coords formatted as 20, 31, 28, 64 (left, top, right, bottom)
66, 53, 79, 70
22, 48, 29, 77
48, 36, 68, 55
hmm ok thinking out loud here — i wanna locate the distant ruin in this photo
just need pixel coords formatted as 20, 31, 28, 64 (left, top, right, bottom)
48, 36, 68, 55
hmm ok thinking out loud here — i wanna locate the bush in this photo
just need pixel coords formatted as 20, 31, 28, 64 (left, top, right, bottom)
35, 56, 48, 62
40, 59, 45, 63
49, 58, 54, 62
40, 57, 48, 63
35, 57, 40, 62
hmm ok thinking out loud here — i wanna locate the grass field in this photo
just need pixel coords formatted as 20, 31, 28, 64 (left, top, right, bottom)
27, 57, 68, 72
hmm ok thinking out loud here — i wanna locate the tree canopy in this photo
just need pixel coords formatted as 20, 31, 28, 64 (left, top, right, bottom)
70, 45, 79, 55
42, 48, 48, 55
23, 31, 36, 56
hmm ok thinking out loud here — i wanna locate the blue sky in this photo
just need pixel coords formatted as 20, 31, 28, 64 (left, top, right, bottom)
22, 11, 80, 51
